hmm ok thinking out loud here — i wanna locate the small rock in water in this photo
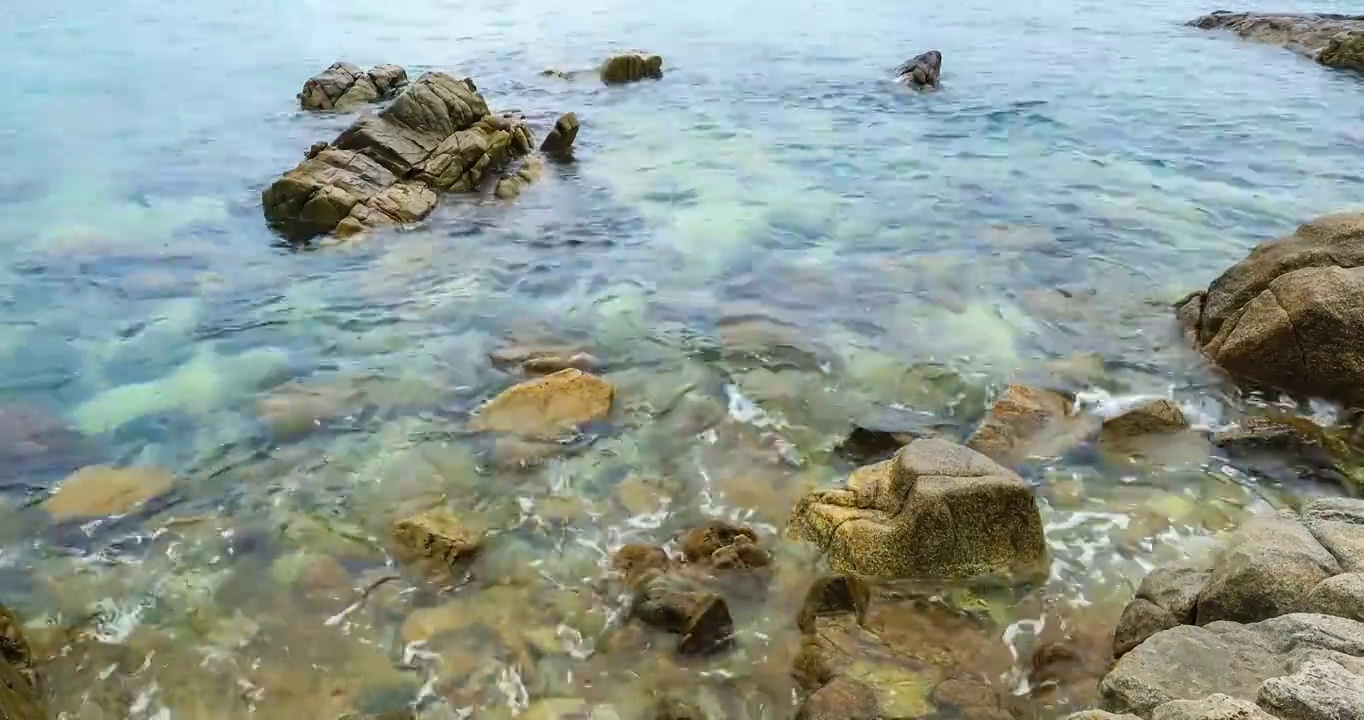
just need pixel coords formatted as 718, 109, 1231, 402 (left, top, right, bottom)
680, 519, 769, 569
1102, 399, 1189, 438
489, 344, 601, 375
599, 52, 664, 84
540, 112, 580, 161
896, 50, 942, 88
469, 368, 614, 439
611, 543, 671, 586
966, 384, 1098, 466
390, 508, 482, 566
42, 465, 175, 521
797, 676, 881, 720
631, 568, 735, 656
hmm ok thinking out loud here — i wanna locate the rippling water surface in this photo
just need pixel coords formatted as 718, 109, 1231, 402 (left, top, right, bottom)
3, 0, 1364, 716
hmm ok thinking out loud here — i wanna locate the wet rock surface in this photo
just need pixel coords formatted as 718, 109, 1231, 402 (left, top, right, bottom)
787, 438, 1047, 580
896, 50, 943, 88
1176, 213, 1364, 408
540, 112, 580, 161
966, 384, 1095, 466
600, 52, 664, 84
470, 368, 614, 438
0, 606, 44, 720
264, 72, 535, 239
630, 568, 735, 655
298, 62, 409, 111
1190, 12, 1364, 71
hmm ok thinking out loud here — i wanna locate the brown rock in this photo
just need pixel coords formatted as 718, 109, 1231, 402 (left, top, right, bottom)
0, 605, 44, 720
298, 62, 409, 111
681, 520, 758, 562
469, 368, 614, 439
1190, 12, 1364, 70
966, 384, 1095, 466
540, 112, 580, 161
600, 52, 664, 84
1102, 400, 1189, 438
797, 677, 881, 720
631, 569, 734, 655
896, 50, 943, 88
494, 156, 545, 200
1181, 213, 1364, 407
1318, 29, 1364, 71
612, 544, 671, 586
797, 574, 871, 633
490, 344, 600, 375
787, 438, 1047, 580
43, 465, 175, 520
390, 508, 482, 565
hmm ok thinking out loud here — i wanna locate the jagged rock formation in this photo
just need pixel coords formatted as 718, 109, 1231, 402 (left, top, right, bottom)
298, 62, 409, 111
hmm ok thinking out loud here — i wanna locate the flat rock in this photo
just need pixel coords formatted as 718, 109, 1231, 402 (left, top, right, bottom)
42, 465, 175, 520
787, 438, 1047, 581
1151, 694, 1277, 720
797, 677, 881, 720
1190, 12, 1364, 71
1176, 213, 1364, 408
966, 384, 1095, 466
1197, 515, 1340, 625
469, 368, 614, 438
600, 52, 663, 84
390, 508, 482, 565
1258, 654, 1364, 720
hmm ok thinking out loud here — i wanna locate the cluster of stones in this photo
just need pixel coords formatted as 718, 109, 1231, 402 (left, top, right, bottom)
1191, 12, 1364, 72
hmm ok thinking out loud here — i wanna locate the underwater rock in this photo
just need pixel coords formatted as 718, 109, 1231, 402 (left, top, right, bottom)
265, 72, 534, 240
796, 676, 881, 720
298, 62, 408, 111
600, 52, 664, 84
835, 405, 941, 464
470, 368, 614, 439
0, 605, 45, 720
1102, 400, 1189, 438
1190, 12, 1364, 71
966, 384, 1096, 466
540, 112, 580, 161
680, 520, 770, 569
896, 50, 942, 88
1211, 415, 1358, 491
42, 464, 175, 521
787, 438, 1047, 581
1177, 212, 1364, 409
489, 343, 601, 376
494, 155, 545, 200
630, 568, 735, 655
0, 403, 93, 480
390, 507, 483, 566
612, 543, 672, 586
797, 574, 871, 633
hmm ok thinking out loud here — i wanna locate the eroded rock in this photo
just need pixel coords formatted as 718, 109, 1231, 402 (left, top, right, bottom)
42, 465, 176, 520
896, 50, 943, 88
1176, 213, 1364, 408
390, 508, 482, 565
1190, 12, 1364, 71
469, 368, 614, 438
966, 384, 1095, 466
787, 438, 1047, 580
540, 112, 580, 161
299, 62, 410, 111
600, 52, 664, 84
612, 543, 671, 586
680, 520, 769, 569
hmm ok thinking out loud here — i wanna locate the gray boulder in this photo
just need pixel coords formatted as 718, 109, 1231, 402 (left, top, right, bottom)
298, 62, 409, 111
1196, 515, 1340, 625
1304, 573, 1364, 622
1152, 694, 1276, 720
1300, 497, 1364, 572
1258, 654, 1364, 720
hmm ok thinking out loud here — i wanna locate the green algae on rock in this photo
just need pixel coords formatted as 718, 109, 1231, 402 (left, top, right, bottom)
787, 438, 1047, 581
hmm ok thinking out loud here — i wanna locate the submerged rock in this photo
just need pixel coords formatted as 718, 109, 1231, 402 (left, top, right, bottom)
630, 569, 734, 655
680, 519, 770, 569
796, 676, 881, 719
966, 384, 1096, 466
490, 343, 601, 376
540, 112, 580, 161
1211, 415, 1360, 491
42, 464, 175, 520
298, 62, 408, 111
1190, 12, 1364, 71
494, 156, 545, 200
390, 508, 482, 566
787, 438, 1047, 581
1102, 400, 1189, 438
896, 50, 943, 88
797, 574, 871, 633
1176, 213, 1364, 408
264, 72, 534, 240
469, 368, 614, 438
0, 605, 45, 720
600, 52, 664, 84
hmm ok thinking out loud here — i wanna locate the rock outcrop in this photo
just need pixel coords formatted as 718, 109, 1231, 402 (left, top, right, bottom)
1096, 497, 1364, 719
600, 52, 664, 84
0, 605, 46, 720
1175, 213, 1364, 408
786, 438, 1047, 581
539, 112, 580, 161
298, 62, 409, 111
263, 72, 535, 240
896, 50, 943, 88
1190, 12, 1364, 71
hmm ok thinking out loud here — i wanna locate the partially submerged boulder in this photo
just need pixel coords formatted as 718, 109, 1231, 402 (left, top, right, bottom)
600, 52, 664, 84
896, 50, 943, 88
539, 112, 580, 161
680, 519, 768, 569
469, 368, 614, 438
1177, 213, 1364, 408
298, 62, 409, 111
493, 156, 545, 200
630, 568, 734, 655
264, 72, 534, 240
787, 438, 1047, 581
1189, 12, 1364, 71
966, 384, 1096, 466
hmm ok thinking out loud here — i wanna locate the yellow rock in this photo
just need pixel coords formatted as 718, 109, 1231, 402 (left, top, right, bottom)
43, 465, 175, 520
390, 508, 482, 565
470, 369, 614, 438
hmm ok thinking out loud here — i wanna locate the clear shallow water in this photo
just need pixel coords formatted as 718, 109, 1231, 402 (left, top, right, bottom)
2, 0, 1364, 716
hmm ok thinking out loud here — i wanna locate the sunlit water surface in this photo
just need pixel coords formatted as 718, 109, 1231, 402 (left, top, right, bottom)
2, 0, 1364, 716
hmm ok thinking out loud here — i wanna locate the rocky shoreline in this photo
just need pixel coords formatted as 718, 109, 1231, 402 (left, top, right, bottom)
1190, 12, 1364, 71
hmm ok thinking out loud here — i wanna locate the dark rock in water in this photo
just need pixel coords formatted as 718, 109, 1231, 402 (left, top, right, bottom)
835, 405, 940, 464
540, 112, 580, 161
389, 508, 483, 567
264, 72, 534, 240
966, 385, 1096, 467
0, 605, 46, 720
680, 519, 771, 570
1176, 213, 1364, 409
494, 156, 544, 200
631, 568, 735, 655
600, 52, 664, 84
896, 50, 942, 89
1212, 415, 1359, 492
298, 62, 409, 111
797, 574, 870, 633
612, 543, 671, 586
1189, 12, 1364, 71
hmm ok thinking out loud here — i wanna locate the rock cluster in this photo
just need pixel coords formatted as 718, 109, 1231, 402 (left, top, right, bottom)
1097, 497, 1364, 719
265, 72, 581, 240
298, 62, 409, 111
1190, 12, 1364, 71
1176, 213, 1364, 409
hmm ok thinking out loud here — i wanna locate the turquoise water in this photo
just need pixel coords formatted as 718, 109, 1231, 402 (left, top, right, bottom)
2, 0, 1364, 716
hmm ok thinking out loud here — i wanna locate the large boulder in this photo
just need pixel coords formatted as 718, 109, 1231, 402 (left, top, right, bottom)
264, 72, 533, 240
1176, 213, 1364, 408
786, 438, 1047, 581
1257, 654, 1364, 720
1196, 514, 1340, 625
1100, 613, 1364, 717
298, 62, 408, 111
1189, 12, 1364, 70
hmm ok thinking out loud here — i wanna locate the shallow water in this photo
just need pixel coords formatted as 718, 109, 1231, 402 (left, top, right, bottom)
2, 0, 1364, 716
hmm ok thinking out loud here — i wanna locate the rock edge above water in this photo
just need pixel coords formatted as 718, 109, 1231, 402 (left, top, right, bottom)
1190, 12, 1364, 72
